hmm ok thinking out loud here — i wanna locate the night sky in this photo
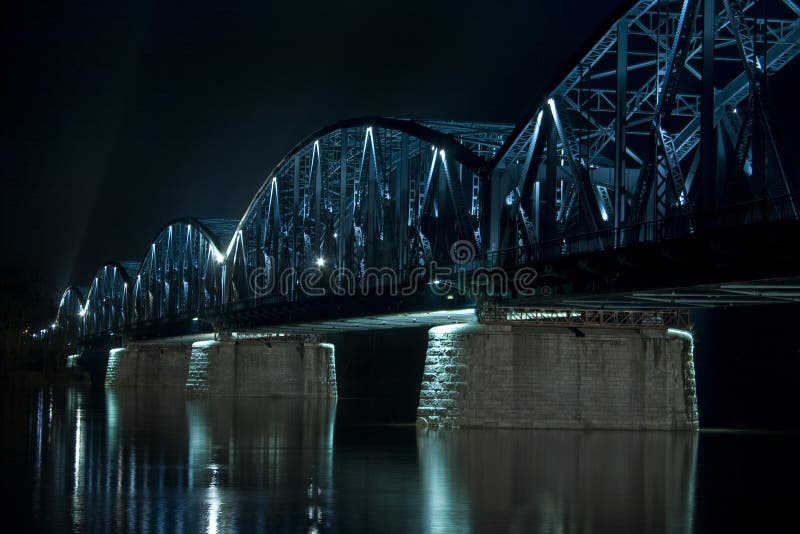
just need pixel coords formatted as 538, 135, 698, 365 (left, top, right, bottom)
3, 0, 631, 295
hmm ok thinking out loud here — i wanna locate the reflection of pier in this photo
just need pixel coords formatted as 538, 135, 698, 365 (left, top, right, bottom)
23, 390, 702, 531
54, 391, 337, 532
186, 397, 336, 533
417, 429, 697, 533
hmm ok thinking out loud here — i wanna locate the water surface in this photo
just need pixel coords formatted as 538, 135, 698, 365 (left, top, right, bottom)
1, 387, 797, 532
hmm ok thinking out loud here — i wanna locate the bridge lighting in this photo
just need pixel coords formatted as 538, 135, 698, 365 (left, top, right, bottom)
600, 206, 609, 222
439, 149, 446, 161
316, 257, 325, 267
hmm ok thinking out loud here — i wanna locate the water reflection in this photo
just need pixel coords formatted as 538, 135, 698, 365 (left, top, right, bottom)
417, 429, 697, 533
8, 388, 705, 532
184, 396, 336, 533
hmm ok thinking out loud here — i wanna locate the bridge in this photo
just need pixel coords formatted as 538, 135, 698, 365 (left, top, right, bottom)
49, 0, 800, 430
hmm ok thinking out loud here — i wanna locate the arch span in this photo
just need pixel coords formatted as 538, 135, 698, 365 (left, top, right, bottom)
225, 117, 501, 304
131, 218, 230, 324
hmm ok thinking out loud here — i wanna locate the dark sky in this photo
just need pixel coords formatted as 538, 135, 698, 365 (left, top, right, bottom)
2, 0, 630, 297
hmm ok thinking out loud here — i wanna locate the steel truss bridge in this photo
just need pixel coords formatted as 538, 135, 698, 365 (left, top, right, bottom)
52, 0, 800, 342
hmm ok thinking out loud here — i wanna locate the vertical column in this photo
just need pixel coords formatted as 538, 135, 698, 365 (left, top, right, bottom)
338, 132, 347, 271
701, 0, 716, 213
395, 133, 410, 274
292, 155, 301, 300
437, 152, 451, 233
367, 144, 377, 268
615, 19, 628, 248
315, 143, 322, 259
543, 114, 559, 244
488, 174, 501, 264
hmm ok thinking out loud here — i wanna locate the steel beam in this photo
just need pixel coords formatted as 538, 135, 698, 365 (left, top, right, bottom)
615, 18, 628, 246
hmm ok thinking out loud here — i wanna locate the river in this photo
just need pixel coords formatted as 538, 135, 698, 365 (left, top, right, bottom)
1, 386, 797, 532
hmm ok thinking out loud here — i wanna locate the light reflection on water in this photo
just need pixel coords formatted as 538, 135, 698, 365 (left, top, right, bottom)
0, 387, 741, 533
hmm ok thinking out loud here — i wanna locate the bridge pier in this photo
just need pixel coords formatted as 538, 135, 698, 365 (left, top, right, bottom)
417, 323, 698, 430
105, 344, 192, 388
185, 336, 337, 398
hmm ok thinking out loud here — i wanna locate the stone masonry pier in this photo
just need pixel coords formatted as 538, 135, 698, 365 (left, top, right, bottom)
185, 336, 337, 397
417, 323, 698, 430
105, 335, 337, 398
105, 344, 192, 388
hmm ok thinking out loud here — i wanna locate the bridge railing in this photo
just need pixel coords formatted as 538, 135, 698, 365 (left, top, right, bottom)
483, 193, 799, 269
477, 305, 691, 330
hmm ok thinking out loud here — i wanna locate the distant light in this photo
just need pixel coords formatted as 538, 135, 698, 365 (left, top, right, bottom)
192, 317, 199, 322
333, 232, 338, 238
316, 258, 325, 267
439, 149, 446, 161
733, 108, 737, 114
51, 323, 56, 329
600, 206, 609, 222
446, 295, 454, 300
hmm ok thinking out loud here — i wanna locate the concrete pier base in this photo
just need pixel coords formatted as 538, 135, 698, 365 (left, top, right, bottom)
186, 337, 337, 397
105, 344, 192, 388
417, 323, 698, 430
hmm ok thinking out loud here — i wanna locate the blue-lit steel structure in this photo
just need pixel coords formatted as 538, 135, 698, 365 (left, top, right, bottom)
52, 0, 800, 340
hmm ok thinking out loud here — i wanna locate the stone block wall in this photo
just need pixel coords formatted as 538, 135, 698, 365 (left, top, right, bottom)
105, 344, 192, 388
417, 323, 698, 430
186, 338, 337, 397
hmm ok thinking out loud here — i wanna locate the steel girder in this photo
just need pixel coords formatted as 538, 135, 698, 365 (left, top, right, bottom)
492, 0, 800, 253
55, 286, 86, 339
227, 118, 494, 305
80, 263, 133, 337
131, 220, 227, 324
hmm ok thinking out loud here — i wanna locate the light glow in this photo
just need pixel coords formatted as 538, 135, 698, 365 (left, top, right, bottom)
316, 257, 325, 267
